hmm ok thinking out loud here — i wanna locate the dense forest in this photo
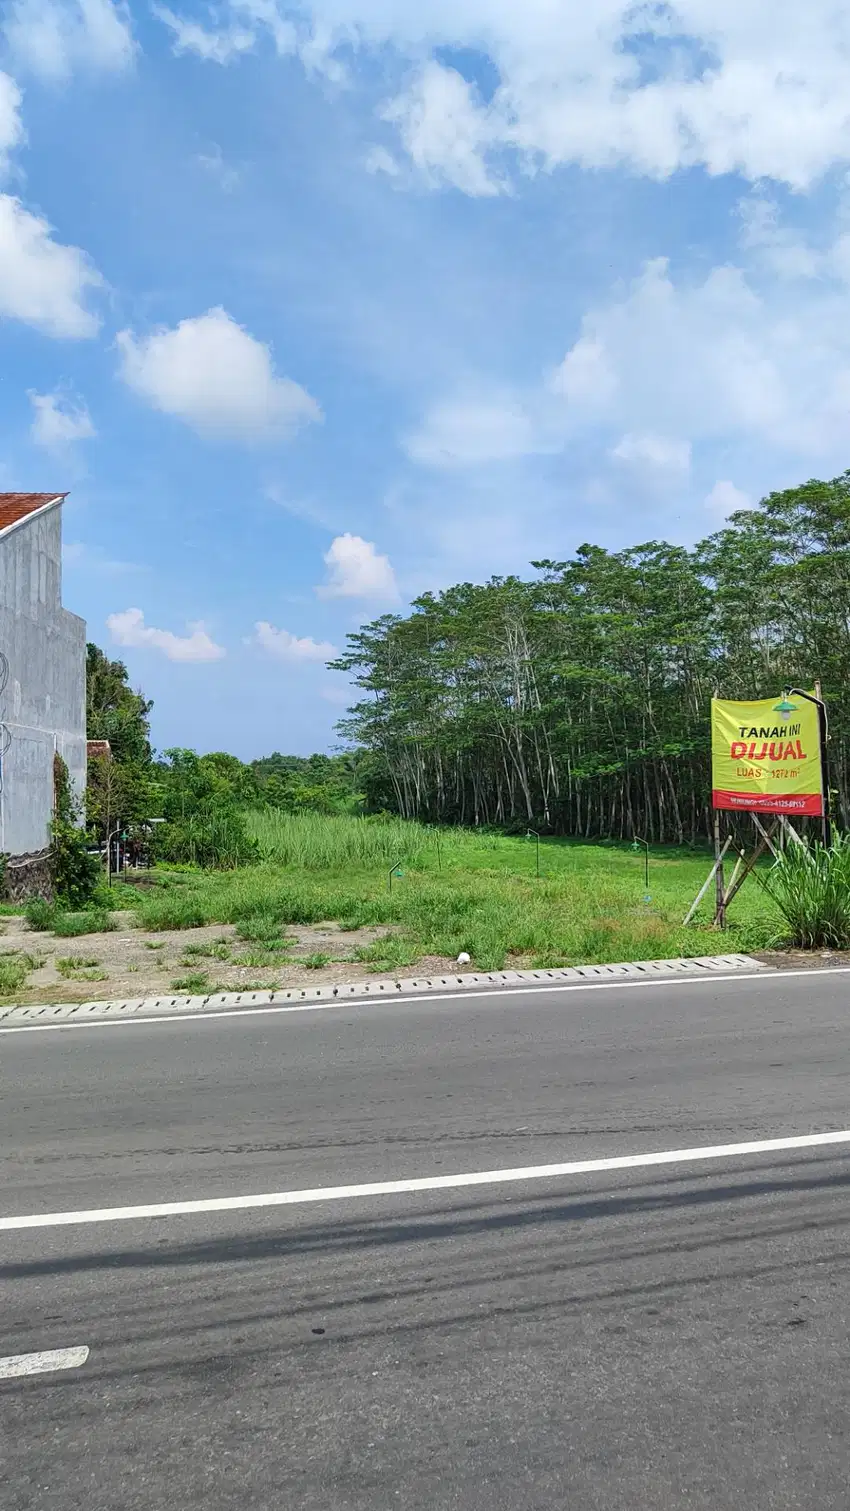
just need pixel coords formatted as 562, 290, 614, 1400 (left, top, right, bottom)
331, 474, 850, 843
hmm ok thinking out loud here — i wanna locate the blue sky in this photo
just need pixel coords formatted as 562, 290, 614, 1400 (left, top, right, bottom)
4, 2, 850, 758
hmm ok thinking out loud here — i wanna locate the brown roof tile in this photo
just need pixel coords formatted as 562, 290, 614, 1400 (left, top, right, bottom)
0, 492, 67, 533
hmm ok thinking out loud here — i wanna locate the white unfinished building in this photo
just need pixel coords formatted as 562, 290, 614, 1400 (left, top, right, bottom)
0, 492, 86, 891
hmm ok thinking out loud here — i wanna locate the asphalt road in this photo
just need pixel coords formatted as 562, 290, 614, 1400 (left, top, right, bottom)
3, 968, 850, 1509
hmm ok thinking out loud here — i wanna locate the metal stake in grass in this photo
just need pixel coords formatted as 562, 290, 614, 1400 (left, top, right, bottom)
526, 829, 541, 879
388, 859, 404, 893
433, 828, 442, 871
632, 835, 651, 900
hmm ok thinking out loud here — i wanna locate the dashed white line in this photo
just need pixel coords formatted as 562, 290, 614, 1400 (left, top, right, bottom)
1, 1131, 848, 1232
0, 1347, 89, 1380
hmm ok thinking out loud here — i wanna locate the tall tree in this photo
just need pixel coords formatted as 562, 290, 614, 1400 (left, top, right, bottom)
86, 644, 153, 766
332, 471, 850, 842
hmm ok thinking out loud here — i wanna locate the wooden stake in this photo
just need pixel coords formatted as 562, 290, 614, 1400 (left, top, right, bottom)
714, 810, 726, 929
750, 812, 781, 859
682, 836, 733, 926
723, 821, 779, 911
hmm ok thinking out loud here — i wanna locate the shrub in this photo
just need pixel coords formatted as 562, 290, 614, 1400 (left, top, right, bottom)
56, 956, 107, 981
235, 914, 285, 944
52, 911, 116, 938
154, 808, 259, 870
134, 896, 212, 931
25, 898, 56, 932
51, 755, 100, 908
233, 946, 291, 967
181, 941, 231, 962
171, 971, 211, 993
0, 952, 39, 996
760, 834, 850, 949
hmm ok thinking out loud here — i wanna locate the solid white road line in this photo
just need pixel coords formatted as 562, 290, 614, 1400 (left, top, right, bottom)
0, 1347, 89, 1380
3, 965, 850, 1037
1, 1131, 849, 1233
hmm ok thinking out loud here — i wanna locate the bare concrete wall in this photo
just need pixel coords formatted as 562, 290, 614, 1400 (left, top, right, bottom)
0, 503, 86, 856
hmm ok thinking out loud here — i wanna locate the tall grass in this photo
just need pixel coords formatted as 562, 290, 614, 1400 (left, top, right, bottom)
113, 810, 781, 969
128, 852, 777, 968
760, 834, 850, 949
247, 809, 453, 870
0, 952, 39, 997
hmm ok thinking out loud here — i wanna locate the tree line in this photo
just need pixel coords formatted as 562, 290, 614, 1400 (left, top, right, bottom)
84, 649, 364, 867
331, 472, 850, 844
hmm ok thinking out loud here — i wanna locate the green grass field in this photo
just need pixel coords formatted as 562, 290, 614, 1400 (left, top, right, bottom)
105, 812, 780, 972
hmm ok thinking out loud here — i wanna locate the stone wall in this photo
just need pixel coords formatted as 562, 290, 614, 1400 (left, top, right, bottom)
2, 848, 53, 903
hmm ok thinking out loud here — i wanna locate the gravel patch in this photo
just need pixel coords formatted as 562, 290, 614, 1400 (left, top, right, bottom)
0, 917, 416, 1004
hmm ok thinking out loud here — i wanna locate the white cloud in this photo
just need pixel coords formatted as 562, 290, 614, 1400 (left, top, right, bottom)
152, 5, 256, 63
196, 144, 240, 190
107, 607, 226, 663
0, 72, 24, 175
382, 62, 502, 197
403, 218, 850, 548
0, 194, 101, 337
737, 192, 823, 280
557, 254, 850, 460
253, 621, 338, 662
405, 395, 545, 467
3, 0, 134, 80
611, 431, 692, 478
705, 480, 752, 522
364, 144, 401, 178
317, 533, 399, 601
153, 3, 850, 192
153, 0, 294, 61
29, 389, 95, 451
116, 307, 321, 441
550, 337, 618, 408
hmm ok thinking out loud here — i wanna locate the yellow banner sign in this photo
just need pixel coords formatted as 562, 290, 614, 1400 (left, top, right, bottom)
711, 694, 824, 816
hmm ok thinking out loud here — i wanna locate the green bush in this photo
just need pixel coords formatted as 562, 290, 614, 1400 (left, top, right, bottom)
171, 971, 211, 993
154, 808, 259, 870
52, 756, 100, 908
760, 834, 850, 949
56, 956, 107, 981
235, 913, 285, 944
52, 911, 116, 938
0, 952, 39, 996
134, 895, 212, 931
25, 898, 55, 932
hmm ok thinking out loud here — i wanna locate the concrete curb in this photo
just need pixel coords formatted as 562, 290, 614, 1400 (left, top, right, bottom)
0, 953, 764, 1027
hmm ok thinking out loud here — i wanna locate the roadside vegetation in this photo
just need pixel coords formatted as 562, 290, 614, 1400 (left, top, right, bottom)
15, 468, 850, 993
760, 835, 850, 950
100, 823, 778, 971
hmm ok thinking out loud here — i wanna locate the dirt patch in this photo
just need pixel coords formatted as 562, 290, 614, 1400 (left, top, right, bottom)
753, 949, 850, 971
0, 917, 459, 1003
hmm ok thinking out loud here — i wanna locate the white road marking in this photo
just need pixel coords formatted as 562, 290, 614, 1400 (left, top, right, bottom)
0, 1347, 89, 1380
2, 965, 850, 1037
1, 1130, 848, 1233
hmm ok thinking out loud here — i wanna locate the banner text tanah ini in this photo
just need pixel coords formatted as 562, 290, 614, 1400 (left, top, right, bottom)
711, 695, 824, 817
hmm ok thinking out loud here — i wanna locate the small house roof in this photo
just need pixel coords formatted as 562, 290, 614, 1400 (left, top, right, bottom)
0, 493, 67, 533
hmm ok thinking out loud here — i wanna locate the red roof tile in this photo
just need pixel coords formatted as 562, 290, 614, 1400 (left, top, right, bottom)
0, 492, 67, 533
